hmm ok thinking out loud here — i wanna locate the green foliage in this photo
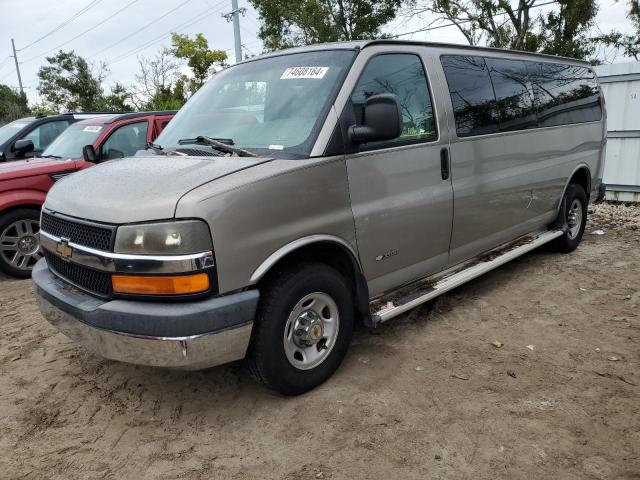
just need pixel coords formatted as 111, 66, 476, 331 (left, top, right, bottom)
249, 0, 402, 50
37, 51, 106, 111
133, 51, 187, 110
424, 0, 612, 60
538, 0, 598, 59
170, 33, 227, 93
96, 83, 135, 112
0, 84, 29, 125
602, 0, 640, 60
144, 78, 187, 110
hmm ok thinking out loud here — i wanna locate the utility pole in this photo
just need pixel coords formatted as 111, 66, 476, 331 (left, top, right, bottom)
222, 0, 246, 64
10, 39, 24, 96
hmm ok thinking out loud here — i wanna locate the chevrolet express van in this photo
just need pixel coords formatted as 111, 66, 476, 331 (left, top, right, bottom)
33, 40, 606, 395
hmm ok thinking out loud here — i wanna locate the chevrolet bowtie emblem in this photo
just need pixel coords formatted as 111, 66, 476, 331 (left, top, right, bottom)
56, 239, 73, 260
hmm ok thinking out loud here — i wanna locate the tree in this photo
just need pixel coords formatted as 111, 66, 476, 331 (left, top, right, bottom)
410, 0, 611, 60
37, 51, 106, 111
604, 0, 640, 60
133, 51, 187, 110
96, 83, 134, 112
0, 85, 29, 125
249, 0, 402, 51
169, 33, 227, 94
538, 0, 598, 59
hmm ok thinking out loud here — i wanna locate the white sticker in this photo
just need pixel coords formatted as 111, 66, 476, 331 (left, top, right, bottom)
83, 125, 102, 132
11, 123, 28, 128
281, 66, 329, 80
268, 144, 284, 150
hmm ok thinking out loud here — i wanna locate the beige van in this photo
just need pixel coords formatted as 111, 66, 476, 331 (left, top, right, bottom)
33, 40, 606, 394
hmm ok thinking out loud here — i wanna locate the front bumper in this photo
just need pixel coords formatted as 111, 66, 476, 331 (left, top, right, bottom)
32, 259, 259, 370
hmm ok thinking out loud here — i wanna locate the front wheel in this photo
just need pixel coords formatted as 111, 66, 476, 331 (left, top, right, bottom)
0, 209, 43, 278
247, 262, 354, 395
551, 184, 588, 253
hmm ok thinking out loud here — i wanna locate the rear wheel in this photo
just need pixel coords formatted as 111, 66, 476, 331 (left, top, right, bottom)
551, 184, 588, 253
0, 209, 43, 278
247, 262, 354, 395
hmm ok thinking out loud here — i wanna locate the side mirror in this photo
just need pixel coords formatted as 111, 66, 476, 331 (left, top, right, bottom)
13, 139, 34, 156
349, 94, 402, 144
82, 144, 97, 162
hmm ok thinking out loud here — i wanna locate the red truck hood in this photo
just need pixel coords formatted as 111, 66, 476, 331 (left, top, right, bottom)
0, 157, 78, 181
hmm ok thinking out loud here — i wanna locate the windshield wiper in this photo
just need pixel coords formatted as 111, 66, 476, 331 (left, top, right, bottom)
41, 154, 62, 159
178, 135, 257, 157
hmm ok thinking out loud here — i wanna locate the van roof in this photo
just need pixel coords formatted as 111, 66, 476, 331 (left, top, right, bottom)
250, 39, 590, 66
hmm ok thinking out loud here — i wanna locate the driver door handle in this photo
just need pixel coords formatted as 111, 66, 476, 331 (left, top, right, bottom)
440, 148, 450, 180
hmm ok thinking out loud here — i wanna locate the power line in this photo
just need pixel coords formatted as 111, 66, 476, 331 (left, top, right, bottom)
18, 0, 104, 51
91, 0, 197, 58
106, 0, 229, 65
392, 0, 558, 38
22, 0, 141, 63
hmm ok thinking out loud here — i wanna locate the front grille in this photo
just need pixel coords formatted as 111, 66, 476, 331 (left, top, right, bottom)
44, 250, 112, 297
41, 212, 115, 251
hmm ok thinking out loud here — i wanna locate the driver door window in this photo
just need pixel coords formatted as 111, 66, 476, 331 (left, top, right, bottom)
100, 121, 148, 161
20, 120, 69, 154
350, 54, 437, 148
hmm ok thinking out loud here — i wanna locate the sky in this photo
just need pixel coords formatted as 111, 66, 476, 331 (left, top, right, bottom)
0, 0, 636, 105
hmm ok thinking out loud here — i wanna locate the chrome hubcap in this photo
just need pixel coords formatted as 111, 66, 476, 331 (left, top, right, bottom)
284, 292, 340, 370
0, 219, 42, 271
567, 199, 583, 240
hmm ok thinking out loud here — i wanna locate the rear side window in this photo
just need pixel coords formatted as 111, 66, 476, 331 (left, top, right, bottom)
351, 53, 437, 146
529, 63, 601, 127
485, 58, 537, 132
440, 55, 499, 137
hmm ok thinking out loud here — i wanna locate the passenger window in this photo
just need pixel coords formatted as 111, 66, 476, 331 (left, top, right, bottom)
485, 58, 537, 131
529, 63, 601, 127
351, 54, 437, 146
441, 55, 499, 137
21, 120, 69, 152
101, 121, 148, 160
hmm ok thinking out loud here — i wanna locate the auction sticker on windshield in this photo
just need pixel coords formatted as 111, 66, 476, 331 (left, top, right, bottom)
281, 67, 329, 80
83, 126, 102, 132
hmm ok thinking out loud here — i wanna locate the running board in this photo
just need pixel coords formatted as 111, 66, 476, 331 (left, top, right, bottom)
369, 229, 564, 325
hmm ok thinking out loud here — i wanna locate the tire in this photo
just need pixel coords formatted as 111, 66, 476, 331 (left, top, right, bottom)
550, 184, 588, 253
0, 208, 43, 278
247, 262, 354, 395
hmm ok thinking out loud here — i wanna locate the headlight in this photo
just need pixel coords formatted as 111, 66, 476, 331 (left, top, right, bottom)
114, 220, 212, 255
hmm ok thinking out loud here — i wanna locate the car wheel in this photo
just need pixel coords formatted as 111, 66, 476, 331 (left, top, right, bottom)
0, 209, 43, 278
551, 184, 588, 253
247, 262, 354, 395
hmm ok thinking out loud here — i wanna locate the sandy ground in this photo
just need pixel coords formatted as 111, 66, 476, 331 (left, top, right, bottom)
1, 203, 639, 480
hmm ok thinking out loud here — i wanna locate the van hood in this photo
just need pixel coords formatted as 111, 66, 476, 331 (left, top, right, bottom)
45, 154, 273, 224
0, 157, 77, 181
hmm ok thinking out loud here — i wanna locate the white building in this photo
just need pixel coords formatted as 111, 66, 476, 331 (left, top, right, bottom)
594, 62, 640, 202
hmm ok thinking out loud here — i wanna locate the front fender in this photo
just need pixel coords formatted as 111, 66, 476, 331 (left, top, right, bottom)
0, 189, 46, 213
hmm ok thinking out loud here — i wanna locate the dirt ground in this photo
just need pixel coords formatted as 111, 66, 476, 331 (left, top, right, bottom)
1, 203, 639, 480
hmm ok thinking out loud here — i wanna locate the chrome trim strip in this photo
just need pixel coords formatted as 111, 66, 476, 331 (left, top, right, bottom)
40, 230, 215, 274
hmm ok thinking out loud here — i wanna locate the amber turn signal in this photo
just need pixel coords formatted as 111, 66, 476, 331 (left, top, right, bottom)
112, 273, 210, 295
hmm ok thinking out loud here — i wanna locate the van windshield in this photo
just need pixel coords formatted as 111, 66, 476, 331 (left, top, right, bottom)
156, 50, 356, 158
42, 123, 104, 159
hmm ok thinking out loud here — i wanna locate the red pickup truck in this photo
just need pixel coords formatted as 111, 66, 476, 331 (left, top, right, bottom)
0, 111, 175, 278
